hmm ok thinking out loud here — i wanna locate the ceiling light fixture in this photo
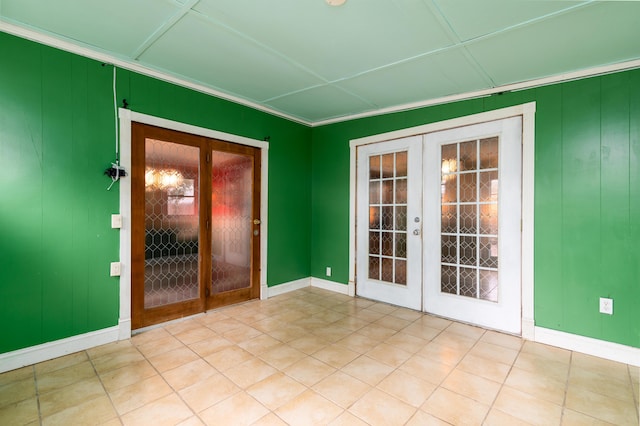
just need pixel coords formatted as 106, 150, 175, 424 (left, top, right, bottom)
326, 0, 347, 6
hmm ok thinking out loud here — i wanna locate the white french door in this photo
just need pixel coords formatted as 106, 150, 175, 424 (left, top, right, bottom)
356, 136, 423, 310
356, 117, 523, 334
423, 117, 522, 334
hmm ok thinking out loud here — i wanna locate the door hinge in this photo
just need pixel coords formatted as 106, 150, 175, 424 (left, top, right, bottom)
206, 219, 210, 230
205, 287, 210, 297
206, 152, 211, 163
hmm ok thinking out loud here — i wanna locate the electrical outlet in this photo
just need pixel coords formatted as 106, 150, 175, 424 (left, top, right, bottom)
599, 297, 613, 315
110, 262, 121, 277
326, 267, 332, 277
111, 214, 122, 229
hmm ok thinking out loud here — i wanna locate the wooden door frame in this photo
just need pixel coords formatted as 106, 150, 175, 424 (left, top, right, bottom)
117, 109, 269, 338
349, 103, 536, 339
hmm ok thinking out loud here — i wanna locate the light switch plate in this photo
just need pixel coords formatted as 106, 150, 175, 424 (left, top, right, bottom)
111, 214, 122, 229
110, 262, 121, 277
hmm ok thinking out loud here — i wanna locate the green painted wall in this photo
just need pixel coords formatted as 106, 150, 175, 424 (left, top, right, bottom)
0, 32, 311, 354
1, 29, 638, 354
311, 70, 640, 348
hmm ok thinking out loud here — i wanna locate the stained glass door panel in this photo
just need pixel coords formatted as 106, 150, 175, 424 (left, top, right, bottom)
367, 151, 408, 285
210, 151, 252, 294
144, 139, 200, 309
440, 137, 499, 302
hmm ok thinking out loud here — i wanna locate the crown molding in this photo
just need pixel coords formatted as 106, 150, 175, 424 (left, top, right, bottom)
0, 20, 311, 126
2, 20, 639, 128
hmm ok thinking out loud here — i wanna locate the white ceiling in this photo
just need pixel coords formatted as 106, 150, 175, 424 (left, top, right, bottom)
1, 0, 639, 125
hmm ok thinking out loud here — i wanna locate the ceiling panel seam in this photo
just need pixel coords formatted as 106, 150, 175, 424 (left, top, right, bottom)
459, 0, 597, 46
131, 0, 201, 60
426, 0, 495, 88
261, 80, 379, 110
190, 9, 330, 85
325, 44, 461, 85
295, 0, 597, 90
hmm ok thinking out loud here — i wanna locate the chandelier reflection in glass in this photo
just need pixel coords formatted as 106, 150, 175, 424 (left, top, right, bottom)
145, 166, 184, 190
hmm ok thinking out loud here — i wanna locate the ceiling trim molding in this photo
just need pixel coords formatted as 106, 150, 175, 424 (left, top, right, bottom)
0, 20, 312, 126
313, 58, 640, 127
2, 20, 639, 128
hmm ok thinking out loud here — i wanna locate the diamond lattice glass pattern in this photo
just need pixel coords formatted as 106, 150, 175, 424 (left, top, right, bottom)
440, 138, 499, 302
368, 151, 408, 286
211, 151, 253, 295
144, 139, 200, 309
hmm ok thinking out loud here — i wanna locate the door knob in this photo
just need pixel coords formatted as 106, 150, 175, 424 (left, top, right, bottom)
413, 229, 420, 235
253, 219, 261, 225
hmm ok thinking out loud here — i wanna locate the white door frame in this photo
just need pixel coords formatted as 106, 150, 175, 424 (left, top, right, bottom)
117, 109, 269, 339
349, 102, 536, 338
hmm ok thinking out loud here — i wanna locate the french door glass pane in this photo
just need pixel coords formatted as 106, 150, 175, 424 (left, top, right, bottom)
211, 151, 253, 294
144, 139, 200, 308
368, 151, 408, 286
440, 138, 499, 302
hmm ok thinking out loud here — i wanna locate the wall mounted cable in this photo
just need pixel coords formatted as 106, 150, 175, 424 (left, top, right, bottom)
105, 65, 127, 190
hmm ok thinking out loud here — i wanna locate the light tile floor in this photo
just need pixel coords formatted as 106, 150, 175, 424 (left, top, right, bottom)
1, 287, 638, 425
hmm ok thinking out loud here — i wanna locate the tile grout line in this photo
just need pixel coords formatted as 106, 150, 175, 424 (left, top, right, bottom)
628, 364, 640, 424
33, 364, 42, 426
481, 334, 526, 425
86, 348, 123, 425
143, 324, 213, 425
376, 315, 458, 424
559, 350, 574, 424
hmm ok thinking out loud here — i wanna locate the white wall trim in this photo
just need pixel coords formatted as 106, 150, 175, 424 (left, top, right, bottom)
2, 20, 639, 127
118, 109, 269, 338
520, 103, 536, 340
350, 103, 536, 148
349, 103, 536, 338
314, 61, 640, 127
0, 326, 120, 373
535, 327, 640, 367
118, 109, 133, 340
267, 278, 311, 298
348, 143, 357, 298
311, 278, 350, 295
0, 21, 309, 126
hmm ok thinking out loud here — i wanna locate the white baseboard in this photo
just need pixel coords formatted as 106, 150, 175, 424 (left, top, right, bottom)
522, 318, 535, 340
4, 284, 637, 373
348, 281, 356, 297
534, 326, 640, 367
118, 318, 132, 340
266, 277, 351, 297
0, 326, 121, 373
311, 277, 350, 295
267, 277, 311, 297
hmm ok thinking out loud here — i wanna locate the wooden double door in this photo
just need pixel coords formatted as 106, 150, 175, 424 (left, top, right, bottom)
131, 123, 261, 329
